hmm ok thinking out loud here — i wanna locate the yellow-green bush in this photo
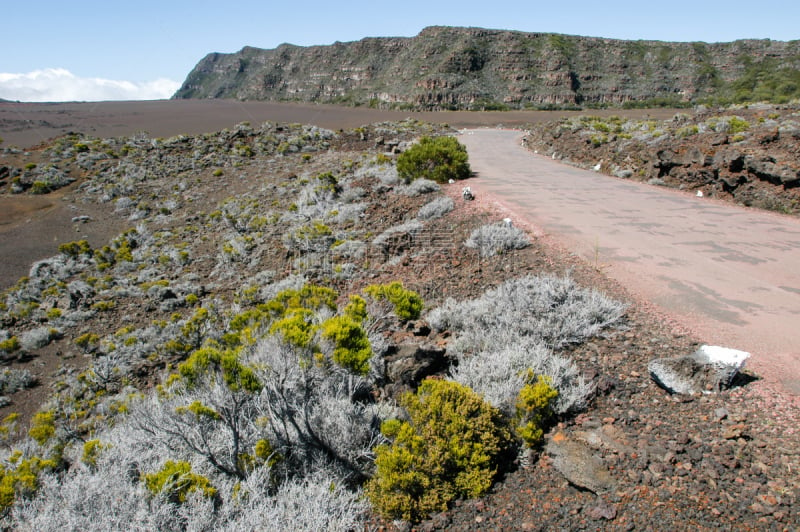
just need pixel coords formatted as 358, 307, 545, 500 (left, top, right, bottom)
0, 453, 56, 510
264, 285, 338, 318
728, 117, 750, 134
0, 336, 21, 353
515, 374, 558, 447
321, 315, 371, 375
397, 136, 471, 184
175, 400, 221, 421
269, 308, 318, 349
91, 300, 116, 312
366, 379, 513, 522
364, 282, 423, 321
177, 346, 261, 393
28, 411, 56, 445
237, 438, 281, 475
58, 240, 92, 258
74, 332, 100, 350
81, 439, 110, 467
143, 460, 217, 503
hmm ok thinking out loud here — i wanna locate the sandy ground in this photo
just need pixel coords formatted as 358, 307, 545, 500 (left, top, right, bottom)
0, 99, 678, 149
0, 185, 127, 289
458, 128, 800, 396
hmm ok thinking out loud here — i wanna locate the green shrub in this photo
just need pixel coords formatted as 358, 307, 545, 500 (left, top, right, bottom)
90, 300, 116, 312
143, 460, 217, 503
397, 136, 471, 184
30, 181, 50, 195
74, 333, 100, 350
515, 374, 558, 447
269, 308, 318, 349
0, 336, 21, 353
675, 125, 699, 138
177, 346, 261, 393
81, 439, 110, 467
728, 117, 750, 134
264, 285, 338, 318
366, 379, 513, 522
364, 282, 423, 320
321, 315, 372, 375
58, 240, 92, 258
28, 411, 56, 445
0, 453, 56, 511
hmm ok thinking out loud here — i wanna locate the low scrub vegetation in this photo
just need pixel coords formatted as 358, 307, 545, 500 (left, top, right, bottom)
0, 119, 634, 529
465, 222, 531, 257
397, 136, 471, 184
366, 378, 514, 521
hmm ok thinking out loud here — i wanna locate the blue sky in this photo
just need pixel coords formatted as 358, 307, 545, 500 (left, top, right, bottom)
2, 0, 798, 102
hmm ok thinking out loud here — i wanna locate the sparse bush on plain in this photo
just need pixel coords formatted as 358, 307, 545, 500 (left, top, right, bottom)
465, 222, 531, 257
396, 136, 471, 184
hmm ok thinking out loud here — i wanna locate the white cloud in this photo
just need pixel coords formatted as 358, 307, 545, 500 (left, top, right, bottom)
0, 68, 181, 102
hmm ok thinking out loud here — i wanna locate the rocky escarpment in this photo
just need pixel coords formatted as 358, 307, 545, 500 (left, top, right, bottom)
522, 103, 800, 215
174, 26, 800, 110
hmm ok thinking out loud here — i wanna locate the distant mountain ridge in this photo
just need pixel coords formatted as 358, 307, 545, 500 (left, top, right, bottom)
174, 26, 800, 110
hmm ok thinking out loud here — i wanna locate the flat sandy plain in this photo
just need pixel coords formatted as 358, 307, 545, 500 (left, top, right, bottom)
0, 99, 678, 149
0, 100, 675, 289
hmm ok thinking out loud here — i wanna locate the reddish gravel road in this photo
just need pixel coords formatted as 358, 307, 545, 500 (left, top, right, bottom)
459, 128, 800, 396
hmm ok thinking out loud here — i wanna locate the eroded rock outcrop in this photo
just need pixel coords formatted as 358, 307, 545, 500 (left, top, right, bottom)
174, 26, 800, 110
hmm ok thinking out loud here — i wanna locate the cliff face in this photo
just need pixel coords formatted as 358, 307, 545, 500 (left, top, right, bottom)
174, 26, 800, 110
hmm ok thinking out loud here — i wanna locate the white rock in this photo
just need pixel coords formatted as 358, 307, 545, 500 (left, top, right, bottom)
694, 345, 750, 369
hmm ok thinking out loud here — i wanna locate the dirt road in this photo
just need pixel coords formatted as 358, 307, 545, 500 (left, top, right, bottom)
459, 128, 800, 395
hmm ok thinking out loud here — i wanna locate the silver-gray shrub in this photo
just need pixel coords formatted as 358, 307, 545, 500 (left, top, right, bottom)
246, 335, 386, 481
216, 469, 369, 531
331, 240, 366, 260
430, 275, 626, 413
465, 222, 531, 257
428, 275, 626, 352
400, 178, 440, 196
449, 339, 594, 415
355, 162, 399, 185
0, 368, 37, 394
129, 382, 258, 477
372, 220, 423, 249
418, 196, 454, 221
20, 327, 58, 351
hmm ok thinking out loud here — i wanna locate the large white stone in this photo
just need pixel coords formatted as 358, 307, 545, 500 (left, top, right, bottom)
693, 345, 750, 369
